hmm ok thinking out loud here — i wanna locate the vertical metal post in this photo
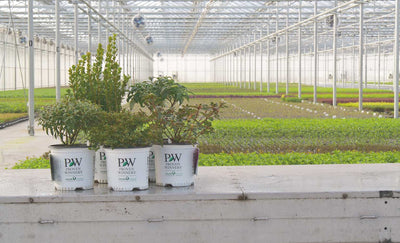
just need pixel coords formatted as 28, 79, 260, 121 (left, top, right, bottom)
47, 42, 50, 87
254, 32, 257, 90
298, 0, 302, 98
260, 30, 263, 92
359, 2, 364, 111
313, 0, 318, 104
244, 40, 247, 88
98, 0, 101, 45
352, 38, 356, 87
28, 0, 34, 136
40, 39, 42, 87
240, 41, 243, 88
394, 0, 400, 118
248, 36, 252, 89
106, 0, 109, 38
286, 3, 289, 95
364, 34, 367, 88
333, 0, 337, 107
231, 45, 234, 86
55, 0, 60, 101
267, 22, 270, 93
276, 5, 279, 94
378, 30, 381, 88
74, 2, 79, 65
88, 0, 91, 53
324, 43, 327, 87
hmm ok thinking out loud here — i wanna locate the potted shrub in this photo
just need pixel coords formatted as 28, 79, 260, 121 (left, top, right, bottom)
127, 76, 190, 182
127, 76, 225, 186
68, 34, 130, 184
37, 96, 101, 190
88, 110, 153, 191
153, 102, 225, 187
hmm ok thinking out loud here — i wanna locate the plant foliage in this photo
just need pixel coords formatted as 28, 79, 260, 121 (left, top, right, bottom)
127, 76, 224, 144
37, 96, 102, 145
88, 110, 153, 149
68, 34, 129, 112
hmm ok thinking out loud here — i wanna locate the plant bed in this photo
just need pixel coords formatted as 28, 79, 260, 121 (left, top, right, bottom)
0, 114, 28, 129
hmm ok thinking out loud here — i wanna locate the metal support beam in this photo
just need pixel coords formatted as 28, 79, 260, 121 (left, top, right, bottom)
378, 30, 381, 88
98, 0, 101, 45
254, 32, 257, 90
248, 35, 251, 89
313, 0, 318, 104
88, 0, 91, 52
74, 2, 79, 65
267, 21, 270, 93
298, 0, 302, 99
182, 0, 214, 56
359, 2, 364, 111
286, 4, 289, 95
55, 0, 61, 101
260, 30, 263, 92
211, 0, 360, 61
276, 6, 279, 94
394, 0, 400, 118
333, 0, 337, 107
28, 0, 35, 136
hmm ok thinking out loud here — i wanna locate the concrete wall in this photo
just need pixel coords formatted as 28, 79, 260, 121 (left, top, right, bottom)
1, 165, 399, 242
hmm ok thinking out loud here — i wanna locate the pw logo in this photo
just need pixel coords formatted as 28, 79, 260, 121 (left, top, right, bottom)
164, 153, 182, 162
118, 158, 136, 167
64, 158, 82, 167
99, 152, 106, 160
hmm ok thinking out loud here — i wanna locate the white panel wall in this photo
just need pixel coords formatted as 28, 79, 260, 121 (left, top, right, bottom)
153, 53, 213, 83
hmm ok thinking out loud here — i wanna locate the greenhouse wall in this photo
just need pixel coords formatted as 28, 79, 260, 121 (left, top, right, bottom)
153, 53, 212, 83
0, 28, 153, 91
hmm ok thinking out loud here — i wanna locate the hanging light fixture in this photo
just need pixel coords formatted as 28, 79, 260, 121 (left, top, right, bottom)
145, 35, 153, 45
326, 14, 339, 28
132, 13, 145, 29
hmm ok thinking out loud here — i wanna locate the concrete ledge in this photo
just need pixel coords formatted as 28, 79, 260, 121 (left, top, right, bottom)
1, 164, 400, 242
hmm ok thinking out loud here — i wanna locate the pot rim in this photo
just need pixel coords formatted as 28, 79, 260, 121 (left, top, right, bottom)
49, 144, 89, 149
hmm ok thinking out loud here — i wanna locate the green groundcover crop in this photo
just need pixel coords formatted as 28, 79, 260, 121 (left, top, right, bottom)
199, 118, 400, 153
199, 151, 400, 166
11, 151, 400, 169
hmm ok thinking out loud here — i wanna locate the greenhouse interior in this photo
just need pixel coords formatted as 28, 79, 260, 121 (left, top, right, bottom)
2, 1, 400, 241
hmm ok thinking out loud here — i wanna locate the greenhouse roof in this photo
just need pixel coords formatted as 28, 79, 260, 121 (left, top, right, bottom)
0, 0, 397, 56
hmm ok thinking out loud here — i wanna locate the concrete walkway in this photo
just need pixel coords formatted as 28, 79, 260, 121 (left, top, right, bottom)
0, 121, 58, 169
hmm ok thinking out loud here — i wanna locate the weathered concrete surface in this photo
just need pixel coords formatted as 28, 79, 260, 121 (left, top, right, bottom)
0, 165, 399, 242
0, 121, 58, 169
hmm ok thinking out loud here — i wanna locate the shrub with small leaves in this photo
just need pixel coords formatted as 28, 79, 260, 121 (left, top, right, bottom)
37, 96, 102, 145
88, 110, 154, 149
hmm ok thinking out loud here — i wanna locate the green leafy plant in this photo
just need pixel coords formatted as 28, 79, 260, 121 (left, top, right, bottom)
37, 96, 102, 145
162, 102, 225, 144
68, 34, 129, 112
127, 76, 190, 110
127, 76, 225, 145
88, 110, 154, 149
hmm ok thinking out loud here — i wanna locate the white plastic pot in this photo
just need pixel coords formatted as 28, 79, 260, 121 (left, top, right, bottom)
148, 148, 156, 182
154, 144, 199, 187
105, 147, 150, 191
94, 146, 107, 184
49, 145, 95, 191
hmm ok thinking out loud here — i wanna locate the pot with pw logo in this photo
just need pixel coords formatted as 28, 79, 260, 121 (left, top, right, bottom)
105, 147, 150, 191
148, 148, 156, 182
50, 144, 95, 191
94, 146, 108, 183
154, 144, 199, 187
